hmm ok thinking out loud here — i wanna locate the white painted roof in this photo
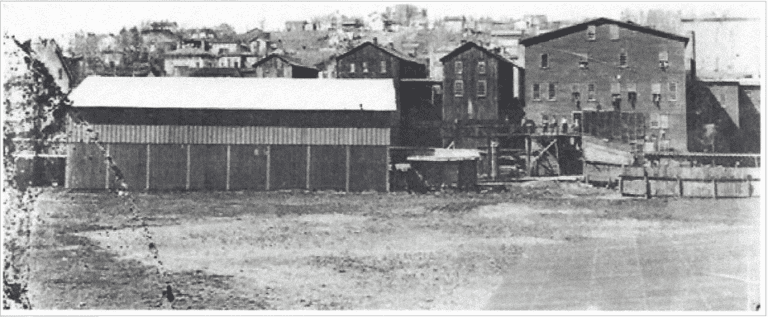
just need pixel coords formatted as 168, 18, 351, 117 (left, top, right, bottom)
69, 77, 396, 111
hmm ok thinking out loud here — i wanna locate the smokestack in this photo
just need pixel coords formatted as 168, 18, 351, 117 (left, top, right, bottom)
690, 30, 696, 79
373, 37, 378, 45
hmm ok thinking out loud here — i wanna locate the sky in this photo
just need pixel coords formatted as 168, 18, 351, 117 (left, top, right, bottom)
1, 1, 764, 42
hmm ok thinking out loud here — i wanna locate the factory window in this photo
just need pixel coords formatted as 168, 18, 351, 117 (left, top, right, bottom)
478, 61, 486, 74
350, 63, 355, 73
540, 53, 548, 68
532, 83, 541, 100
588, 83, 596, 101
650, 113, 659, 128
628, 92, 637, 109
548, 82, 556, 101
659, 51, 669, 69
619, 51, 628, 67
234, 61, 239, 68
381, 61, 387, 73
609, 24, 620, 40
196, 62, 200, 68
454, 80, 464, 97
478, 80, 487, 97
659, 114, 669, 129
58, 68, 63, 80
587, 25, 596, 41
578, 53, 588, 69
455, 61, 463, 75
362, 62, 368, 73
652, 83, 662, 107
668, 82, 678, 101
572, 91, 581, 109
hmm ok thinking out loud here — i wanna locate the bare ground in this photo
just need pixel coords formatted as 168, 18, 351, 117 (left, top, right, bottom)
23, 182, 761, 310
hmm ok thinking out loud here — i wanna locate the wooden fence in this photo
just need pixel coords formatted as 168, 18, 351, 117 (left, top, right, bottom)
619, 166, 761, 198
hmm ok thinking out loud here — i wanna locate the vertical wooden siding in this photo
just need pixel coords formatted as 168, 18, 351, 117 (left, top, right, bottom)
149, 145, 187, 190
270, 145, 308, 190
70, 125, 390, 145
349, 146, 388, 192
106, 144, 147, 191
66, 143, 106, 189
229, 145, 268, 191
309, 145, 347, 190
189, 145, 228, 190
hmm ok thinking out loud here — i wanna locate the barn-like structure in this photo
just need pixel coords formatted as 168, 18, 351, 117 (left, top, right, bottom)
66, 77, 395, 192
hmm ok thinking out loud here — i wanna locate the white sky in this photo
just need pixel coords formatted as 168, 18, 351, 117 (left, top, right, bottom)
1, 1, 764, 41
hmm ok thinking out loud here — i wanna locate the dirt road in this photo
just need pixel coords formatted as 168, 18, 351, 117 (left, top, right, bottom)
486, 225, 760, 311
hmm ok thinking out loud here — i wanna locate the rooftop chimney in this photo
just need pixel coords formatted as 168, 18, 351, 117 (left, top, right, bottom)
389, 42, 395, 50
373, 37, 378, 45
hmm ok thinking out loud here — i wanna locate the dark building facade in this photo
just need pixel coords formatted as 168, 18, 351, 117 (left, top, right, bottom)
336, 41, 428, 145
335, 41, 428, 80
66, 77, 395, 192
688, 79, 761, 153
521, 18, 689, 152
440, 42, 523, 125
252, 54, 320, 78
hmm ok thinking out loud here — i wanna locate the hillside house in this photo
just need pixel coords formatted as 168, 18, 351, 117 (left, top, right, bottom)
252, 54, 319, 78
163, 47, 217, 76
285, 20, 309, 32
521, 17, 689, 152
440, 41, 524, 148
66, 77, 396, 192
140, 29, 179, 53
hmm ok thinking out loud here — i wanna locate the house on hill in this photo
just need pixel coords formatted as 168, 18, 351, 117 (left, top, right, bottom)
252, 54, 319, 78
66, 77, 396, 192
163, 47, 217, 76
520, 17, 689, 152
440, 41, 524, 148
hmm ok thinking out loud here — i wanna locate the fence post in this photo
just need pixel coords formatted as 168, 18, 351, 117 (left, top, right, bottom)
345, 145, 351, 192
712, 178, 717, 199
747, 174, 753, 197
146, 144, 151, 190
677, 175, 683, 197
105, 144, 110, 190
306, 145, 311, 190
226, 145, 231, 191
619, 175, 624, 196
186, 145, 191, 190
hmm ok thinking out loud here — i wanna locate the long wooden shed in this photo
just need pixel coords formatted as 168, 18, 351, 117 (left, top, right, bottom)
66, 77, 396, 192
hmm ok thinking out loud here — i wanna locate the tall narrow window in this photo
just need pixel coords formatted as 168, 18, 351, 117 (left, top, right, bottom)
578, 53, 588, 69
652, 83, 661, 107
540, 54, 548, 68
659, 114, 669, 129
478, 80, 487, 97
619, 51, 628, 67
587, 25, 596, 40
650, 113, 660, 128
196, 62, 200, 68
58, 68, 63, 80
362, 62, 368, 73
572, 89, 581, 109
611, 82, 621, 110
454, 80, 464, 97
548, 82, 556, 100
609, 24, 620, 40
455, 61, 463, 74
659, 51, 669, 69
627, 83, 637, 109
234, 61, 239, 68
533, 83, 541, 100
668, 82, 677, 101
380, 60, 387, 73
478, 61, 486, 74
588, 83, 596, 101
350, 63, 355, 73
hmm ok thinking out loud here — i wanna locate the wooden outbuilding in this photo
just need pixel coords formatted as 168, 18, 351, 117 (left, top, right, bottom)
66, 77, 396, 192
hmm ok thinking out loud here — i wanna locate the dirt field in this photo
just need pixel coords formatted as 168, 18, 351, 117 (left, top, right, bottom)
23, 181, 761, 310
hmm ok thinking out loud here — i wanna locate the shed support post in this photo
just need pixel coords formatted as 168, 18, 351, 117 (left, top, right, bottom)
186, 145, 191, 190
226, 145, 231, 191
644, 169, 650, 199
619, 175, 624, 196
747, 175, 753, 197
65, 143, 70, 189
146, 144, 151, 190
306, 145, 311, 190
677, 175, 683, 197
105, 144, 110, 190
265, 145, 271, 191
525, 136, 531, 177
345, 145, 351, 192
385, 146, 390, 192
712, 179, 717, 199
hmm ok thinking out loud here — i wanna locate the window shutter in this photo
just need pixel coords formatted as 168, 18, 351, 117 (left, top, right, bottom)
611, 82, 621, 94
651, 83, 661, 94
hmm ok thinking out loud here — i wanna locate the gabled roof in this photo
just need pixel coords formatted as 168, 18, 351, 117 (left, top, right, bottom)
69, 77, 396, 111
520, 17, 689, 47
252, 54, 318, 70
164, 47, 217, 58
438, 41, 519, 67
336, 41, 423, 64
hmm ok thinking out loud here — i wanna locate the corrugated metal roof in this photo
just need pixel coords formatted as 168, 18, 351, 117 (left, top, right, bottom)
69, 77, 397, 111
